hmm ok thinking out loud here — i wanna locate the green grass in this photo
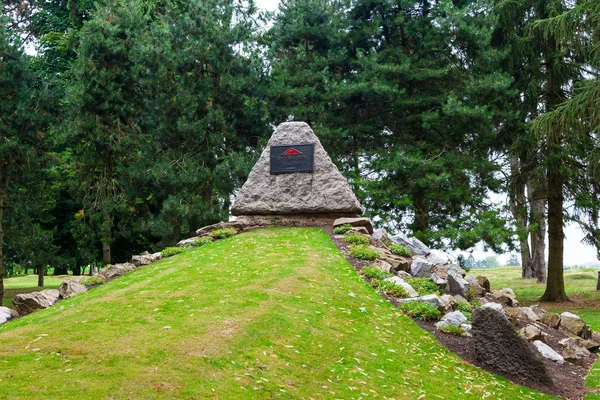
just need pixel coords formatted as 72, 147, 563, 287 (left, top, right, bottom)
3, 275, 66, 308
476, 266, 600, 398
0, 229, 553, 399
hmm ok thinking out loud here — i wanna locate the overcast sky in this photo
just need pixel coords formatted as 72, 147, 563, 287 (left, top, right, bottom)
253, 0, 597, 266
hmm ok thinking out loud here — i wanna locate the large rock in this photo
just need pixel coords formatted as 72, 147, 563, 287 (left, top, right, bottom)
59, 280, 87, 299
435, 310, 467, 329
489, 288, 519, 307
381, 254, 412, 272
372, 259, 393, 274
389, 232, 431, 256
333, 217, 373, 234
384, 277, 419, 298
476, 276, 491, 293
560, 312, 592, 339
13, 289, 60, 316
540, 311, 561, 329
426, 249, 452, 265
97, 263, 136, 281
472, 306, 551, 384
130, 252, 154, 267
446, 269, 470, 298
0, 306, 15, 324
397, 294, 444, 311
410, 258, 436, 278
195, 221, 243, 237
372, 229, 392, 245
231, 122, 361, 216
520, 307, 541, 322
519, 325, 544, 342
533, 340, 564, 364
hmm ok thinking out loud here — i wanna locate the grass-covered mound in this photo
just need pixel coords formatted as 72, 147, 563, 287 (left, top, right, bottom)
0, 229, 551, 399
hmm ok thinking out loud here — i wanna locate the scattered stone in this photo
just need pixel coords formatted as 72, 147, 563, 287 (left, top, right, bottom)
0, 307, 14, 324
490, 288, 519, 307
396, 271, 412, 280
560, 312, 591, 338
13, 289, 60, 316
426, 249, 452, 265
460, 323, 472, 336
231, 122, 362, 216
540, 312, 561, 329
97, 263, 136, 281
349, 226, 370, 235
150, 252, 162, 263
469, 279, 486, 298
59, 280, 87, 299
520, 325, 544, 342
390, 232, 431, 256
176, 237, 198, 247
433, 264, 467, 279
533, 340, 564, 364
504, 307, 524, 324
583, 339, 600, 352
333, 217, 373, 234
130, 252, 154, 267
446, 269, 470, 298
476, 276, 491, 293
440, 294, 458, 312
430, 272, 447, 285
397, 294, 444, 311
435, 311, 467, 329
379, 254, 411, 272
472, 306, 551, 384
520, 307, 541, 322
531, 305, 547, 319
453, 294, 469, 304
196, 221, 243, 237
372, 229, 392, 245
563, 344, 591, 366
373, 259, 393, 274
385, 277, 419, 298
410, 258, 436, 278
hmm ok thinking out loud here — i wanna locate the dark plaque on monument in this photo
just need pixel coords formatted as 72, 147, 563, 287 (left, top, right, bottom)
270, 143, 314, 174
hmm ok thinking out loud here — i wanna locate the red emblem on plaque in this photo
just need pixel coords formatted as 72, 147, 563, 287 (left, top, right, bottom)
282, 148, 302, 156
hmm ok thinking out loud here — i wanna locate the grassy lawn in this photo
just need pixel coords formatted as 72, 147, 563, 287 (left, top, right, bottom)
3, 275, 67, 309
0, 228, 553, 399
474, 266, 600, 398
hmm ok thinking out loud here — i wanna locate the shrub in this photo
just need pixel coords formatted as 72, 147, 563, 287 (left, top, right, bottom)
457, 301, 473, 323
389, 244, 411, 257
343, 232, 370, 245
361, 266, 392, 280
161, 247, 187, 258
399, 301, 441, 321
439, 325, 466, 336
192, 237, 214, 247
408, 278, 440, 296
372, 280, 408, 298
81, 276, 105, 287
349, 245, 380, 260
333, 224, 353, 234
210, 228, 238, 239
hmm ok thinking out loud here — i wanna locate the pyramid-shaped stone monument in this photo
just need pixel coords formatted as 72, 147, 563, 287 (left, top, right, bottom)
232, 122, 362, 225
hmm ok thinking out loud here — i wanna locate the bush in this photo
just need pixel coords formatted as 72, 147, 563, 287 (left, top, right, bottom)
343, 232, 370, 245
361, 266, 392, 280
81, 276, 105, 287
399, 301, 441, 321
407, 278, 440, 296
389, 244, 411, 257
349, 245, 380, 260
333, 224, 353, 234
457, 301, 473, 323
210, 228, 238, 239
372, 280, 408, 298
161, 247, 187, 258
439, 325, 466, 336
192, 237, 214, 247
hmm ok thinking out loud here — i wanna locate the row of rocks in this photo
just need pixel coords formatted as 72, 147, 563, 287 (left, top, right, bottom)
5, 251, 163, 321
333, 217, 599, 384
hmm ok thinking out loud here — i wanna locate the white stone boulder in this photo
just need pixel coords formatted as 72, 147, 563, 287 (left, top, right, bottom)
59, 280, 87, 299
533, 340, 564, 364
411, 258, 435, 278
435, 310, 467, 329
13, 289, 60, 316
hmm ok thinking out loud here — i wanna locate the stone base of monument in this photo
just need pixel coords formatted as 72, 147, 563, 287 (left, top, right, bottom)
236, 213, 360, 229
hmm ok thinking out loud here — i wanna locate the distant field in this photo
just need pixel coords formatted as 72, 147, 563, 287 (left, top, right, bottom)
475, 266, 600, 398
0, 229, 553, 399
2, 275, 66, 308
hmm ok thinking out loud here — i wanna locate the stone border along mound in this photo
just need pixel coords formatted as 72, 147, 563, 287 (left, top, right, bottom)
2, 219, 598, 398
1, 221, 243, 323
325, 218, 600, 400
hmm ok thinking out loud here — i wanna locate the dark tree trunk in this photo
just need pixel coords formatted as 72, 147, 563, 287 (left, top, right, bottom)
0, 193, 4, 305
509, 156, 534, 278
102, 212, 111, 265
412, 194, 429, 244
528, 182, 547, 283
540, 141, 568, 301
102, 242, 111, 266
37, 265, 44, 287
